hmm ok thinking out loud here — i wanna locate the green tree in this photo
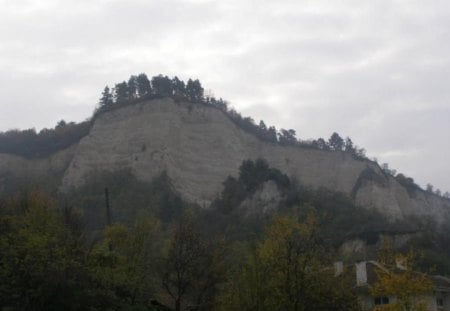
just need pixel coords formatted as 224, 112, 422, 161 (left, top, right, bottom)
0, 191, 89, 310
217, 214, 359, 311
137, 73, 152, 97
278, 129, 297, 145
345, 137, 355, 153
128, 75, 138, 99
172, 76, 186, 96
88, 215, 164, 307
99, 85, 114, 107
186, 79, 204, 102
328, 132, 345, 151
314, 138, 329, 150
152, 75, 173, 96
239, 159, 268, 192
56, 119, 67, 129
259, 120, 267, 132
267, 126, 278, 143
114, 81, 129, 102
162, 215, 218, 311
238, 158, 289, 192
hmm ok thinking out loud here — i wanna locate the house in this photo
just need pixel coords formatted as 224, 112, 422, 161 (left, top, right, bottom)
335, 260, 450, 310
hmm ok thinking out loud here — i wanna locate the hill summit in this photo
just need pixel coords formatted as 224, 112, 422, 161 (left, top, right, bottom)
0, 94, 449, 224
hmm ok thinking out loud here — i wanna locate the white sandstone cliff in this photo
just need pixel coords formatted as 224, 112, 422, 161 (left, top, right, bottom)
1, 98, 449, 223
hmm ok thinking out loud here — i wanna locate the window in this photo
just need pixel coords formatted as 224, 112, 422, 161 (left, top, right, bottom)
374, 297, 389, 305
437, 297, 444, 307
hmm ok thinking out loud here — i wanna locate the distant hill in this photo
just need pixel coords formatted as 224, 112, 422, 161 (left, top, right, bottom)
0, 96, 449, 225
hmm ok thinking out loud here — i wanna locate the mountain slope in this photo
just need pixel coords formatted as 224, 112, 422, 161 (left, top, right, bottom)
1, 97, 449, 223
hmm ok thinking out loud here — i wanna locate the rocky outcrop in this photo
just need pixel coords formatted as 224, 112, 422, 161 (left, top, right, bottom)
60, 99, 368, 203
1, 98, 449, 224
239, 181, 283, 215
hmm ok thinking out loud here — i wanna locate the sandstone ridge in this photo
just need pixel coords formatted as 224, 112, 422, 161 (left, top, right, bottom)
1, 98, 449, 223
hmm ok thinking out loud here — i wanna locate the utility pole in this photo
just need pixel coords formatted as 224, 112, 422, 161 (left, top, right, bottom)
105, 187, 113, 251
105, 187, 112, 226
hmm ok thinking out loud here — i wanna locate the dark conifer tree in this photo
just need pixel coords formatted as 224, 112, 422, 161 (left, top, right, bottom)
315, 138, 328, 150
127, 75, 138, 99
114, 81, 129, 102
99, 86, 114, 107
278, 129, 297, 145
267, 126, 278, 143
328, 132, 345, 151
344, 137, 355, 153
136, 73, 151, 97
56, 120, 67, 129
259, 120, 267, 132
216, 98, 227, 110
151, 75, 173, 96
186, 79, 204, 102
172, 76, 186, 96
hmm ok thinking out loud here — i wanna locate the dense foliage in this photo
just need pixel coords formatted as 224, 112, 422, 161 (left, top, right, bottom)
0, 120, 91, 158
0, 189, 361, 310
210, 159, 393, 248
1, 159, 450, 310
217, 214, 360, 311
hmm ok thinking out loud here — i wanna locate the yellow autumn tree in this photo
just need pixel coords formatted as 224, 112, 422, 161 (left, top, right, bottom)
370, 241, 433, 311
217, 212, 360, 311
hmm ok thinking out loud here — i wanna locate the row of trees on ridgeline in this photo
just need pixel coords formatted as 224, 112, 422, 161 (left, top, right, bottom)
426, 183, 450, 198
0, 120, 91, 158
98, 74, 204, 108
381, 162, 450, 199
98, 73, 367, 159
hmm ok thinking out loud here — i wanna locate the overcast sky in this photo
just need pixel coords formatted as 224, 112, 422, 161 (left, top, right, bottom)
1, 0, 449, 192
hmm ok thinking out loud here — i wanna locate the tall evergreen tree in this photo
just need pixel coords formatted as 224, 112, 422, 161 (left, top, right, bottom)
344, 137, 354, 153
278, 129, 297, 145
136, 73, 151, 97
328, 132, 345, 151
259, 120, 267, 132
99, 86, 114, 107
162, 216, 216, 311
127, 75, 138, 99
172, 76, 186, 96
267, 126, 278, 143
114, 81, 129, 102
314, 138, 328, 150
186, 79, 204, 102
152, 75, 173, 96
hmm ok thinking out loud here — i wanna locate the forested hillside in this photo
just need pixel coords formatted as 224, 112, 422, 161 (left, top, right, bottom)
1, 159, 449, 310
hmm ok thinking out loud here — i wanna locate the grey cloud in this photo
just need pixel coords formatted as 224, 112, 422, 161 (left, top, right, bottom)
1, 0, 450, 191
